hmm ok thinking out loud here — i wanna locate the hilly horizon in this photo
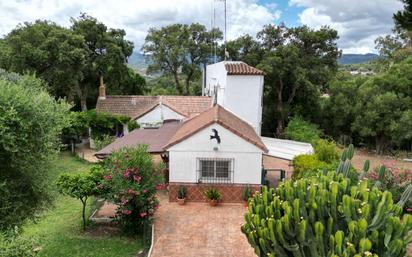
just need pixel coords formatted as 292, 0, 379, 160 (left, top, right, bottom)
128, 52, 380, 70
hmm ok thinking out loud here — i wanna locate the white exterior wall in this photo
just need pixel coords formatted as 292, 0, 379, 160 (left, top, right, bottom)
205, 62, 227, 105
136, 104, 184, 128
168, 124, 263, 184
204, 61, 264, 135
225, 75, 263, 135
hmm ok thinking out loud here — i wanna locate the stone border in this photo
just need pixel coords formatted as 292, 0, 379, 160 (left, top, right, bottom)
89, 208, 113, 224
146, 224, 155, 257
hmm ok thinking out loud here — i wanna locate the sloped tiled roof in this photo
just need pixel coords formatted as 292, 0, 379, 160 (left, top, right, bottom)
161, 96, 213, 118
164, 105, 268, 152
224, 61, 264, 75
96, 95, 213, 119
95, 120, 182, 158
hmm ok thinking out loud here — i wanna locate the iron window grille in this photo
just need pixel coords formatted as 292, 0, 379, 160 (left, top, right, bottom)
196, 158, 234, 183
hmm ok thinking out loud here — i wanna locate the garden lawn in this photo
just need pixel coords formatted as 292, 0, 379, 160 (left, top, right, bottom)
21, 152, 143, 257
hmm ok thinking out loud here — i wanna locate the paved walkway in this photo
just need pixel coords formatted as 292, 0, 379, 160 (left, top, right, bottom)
150, 191, 255, 257
75, 144, 98, 163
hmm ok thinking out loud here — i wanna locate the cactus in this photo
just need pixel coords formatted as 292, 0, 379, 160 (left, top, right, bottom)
363, 160, 370, 173
397, 184, 412, 209
241, 170, 412, 257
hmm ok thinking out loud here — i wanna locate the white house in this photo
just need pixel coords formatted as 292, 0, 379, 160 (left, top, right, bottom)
203, 61, 264, 135
164, 105, 267, 202
94, 61, 312, 203
96, 93, 212, 130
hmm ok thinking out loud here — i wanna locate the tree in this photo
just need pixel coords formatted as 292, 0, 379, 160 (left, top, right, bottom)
227, 25, 339, 136
57, 168, 103, 230
0, 70, 70, 230
142, 23, 222, 95
319, 72, 366, 143
352, 57, 412, 153
0, 20, 87, 102
70, 13, 135, 110
394, 0, 412, 36
100, 146, 164, 234
0, 14, 142, 111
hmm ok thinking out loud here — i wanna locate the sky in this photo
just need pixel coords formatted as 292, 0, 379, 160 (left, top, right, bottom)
0, 0, 404, 54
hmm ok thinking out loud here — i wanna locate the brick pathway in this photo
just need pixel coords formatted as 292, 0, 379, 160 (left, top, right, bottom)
150, 191, 256, 257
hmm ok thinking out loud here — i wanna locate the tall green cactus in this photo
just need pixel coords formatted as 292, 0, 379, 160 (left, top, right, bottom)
242, 171, 412, 257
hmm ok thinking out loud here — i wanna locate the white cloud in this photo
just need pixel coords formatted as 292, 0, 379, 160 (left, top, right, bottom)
0, 0, 280, 50
290, 0, 404, 53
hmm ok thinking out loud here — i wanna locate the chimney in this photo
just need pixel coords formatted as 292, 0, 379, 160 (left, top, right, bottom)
98, 75, 106, 100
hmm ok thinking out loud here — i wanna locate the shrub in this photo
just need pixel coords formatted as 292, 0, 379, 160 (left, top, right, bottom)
367, 163, 412, 209
127, 120, 140, 132
292, 154, 329, 180
177, 186, 187, 199
57, 167, 104, 230
313, 139, 339, 163
94, 134, 116, 151
284, 116, 321, 144
242, 187, 253, 202
87, 110, 130, 139
0, 229, 37, 257
204, 188, 221, 201
0, 70, 70, 230
242, 173, 412, 257
101, 146, 164, 234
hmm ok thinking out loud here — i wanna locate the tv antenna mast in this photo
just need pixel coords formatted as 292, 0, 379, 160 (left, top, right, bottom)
211, 0, 227, 62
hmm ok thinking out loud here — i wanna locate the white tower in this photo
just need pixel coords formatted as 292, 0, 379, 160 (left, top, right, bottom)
203, 61, 264, 135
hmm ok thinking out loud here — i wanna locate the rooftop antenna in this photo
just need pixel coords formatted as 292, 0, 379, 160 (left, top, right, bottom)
211, 0, 227, 62
223, 0, 227, 61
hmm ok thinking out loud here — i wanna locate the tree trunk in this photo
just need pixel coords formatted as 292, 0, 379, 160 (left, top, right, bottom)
375, 136, 387, 155
275, 81, 285, 137
80, 96, 88, 111
81, 197, 87, 230
276, 118, 284, 137
184, 71, 194, 96
173, 72, 183, 95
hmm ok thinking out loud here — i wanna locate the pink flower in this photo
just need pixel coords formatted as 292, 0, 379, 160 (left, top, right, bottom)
127, 189, 137, 195
154, 205, 160, 210
133, 175, 141, 182
104, 175, 112, 181
123, 170, 130, 178
140, 212, 147, 218
121, 198, 129, 205
122, 209, 132, 215
155, 184, 165, 190
142, 189, 148, 193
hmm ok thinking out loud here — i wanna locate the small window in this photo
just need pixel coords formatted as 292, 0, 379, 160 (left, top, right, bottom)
198, 158, 233, 183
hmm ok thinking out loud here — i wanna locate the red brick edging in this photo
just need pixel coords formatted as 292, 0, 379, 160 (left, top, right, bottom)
168, 182, 261, 203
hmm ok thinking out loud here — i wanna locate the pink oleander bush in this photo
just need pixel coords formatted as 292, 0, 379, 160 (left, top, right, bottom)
100, 145, 164, 234
367, 161, 412, 209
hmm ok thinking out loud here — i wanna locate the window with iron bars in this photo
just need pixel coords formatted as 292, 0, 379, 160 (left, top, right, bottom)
196, 158, 234, 183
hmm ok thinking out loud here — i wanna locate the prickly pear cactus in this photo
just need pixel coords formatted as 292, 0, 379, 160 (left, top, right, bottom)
241, 172, 412, 257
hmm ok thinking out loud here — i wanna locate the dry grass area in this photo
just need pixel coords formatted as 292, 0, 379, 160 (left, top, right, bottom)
351, 148, 412, 171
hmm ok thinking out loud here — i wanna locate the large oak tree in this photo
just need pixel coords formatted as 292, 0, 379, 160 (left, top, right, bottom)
0, 14, 145, 110
225, 25, 340, 136
142, 23, 222, 95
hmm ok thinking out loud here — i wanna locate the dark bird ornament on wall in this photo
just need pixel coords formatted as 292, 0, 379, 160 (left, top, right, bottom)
210, 129, 221, 144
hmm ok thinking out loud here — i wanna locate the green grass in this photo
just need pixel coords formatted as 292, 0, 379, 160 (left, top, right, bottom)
21, 152, 143, 257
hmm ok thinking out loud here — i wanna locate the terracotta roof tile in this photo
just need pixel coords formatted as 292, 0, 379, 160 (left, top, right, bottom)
161, 96, 213, 117
95, 121, 182, 158
96, 95, 212, 119
224, 61, 264, 75
164, 105, 268, 152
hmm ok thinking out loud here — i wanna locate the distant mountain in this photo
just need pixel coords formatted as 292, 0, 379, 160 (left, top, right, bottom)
338, 53, 379, 65
128, 52, 146, 66
128, 52, 380, 69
